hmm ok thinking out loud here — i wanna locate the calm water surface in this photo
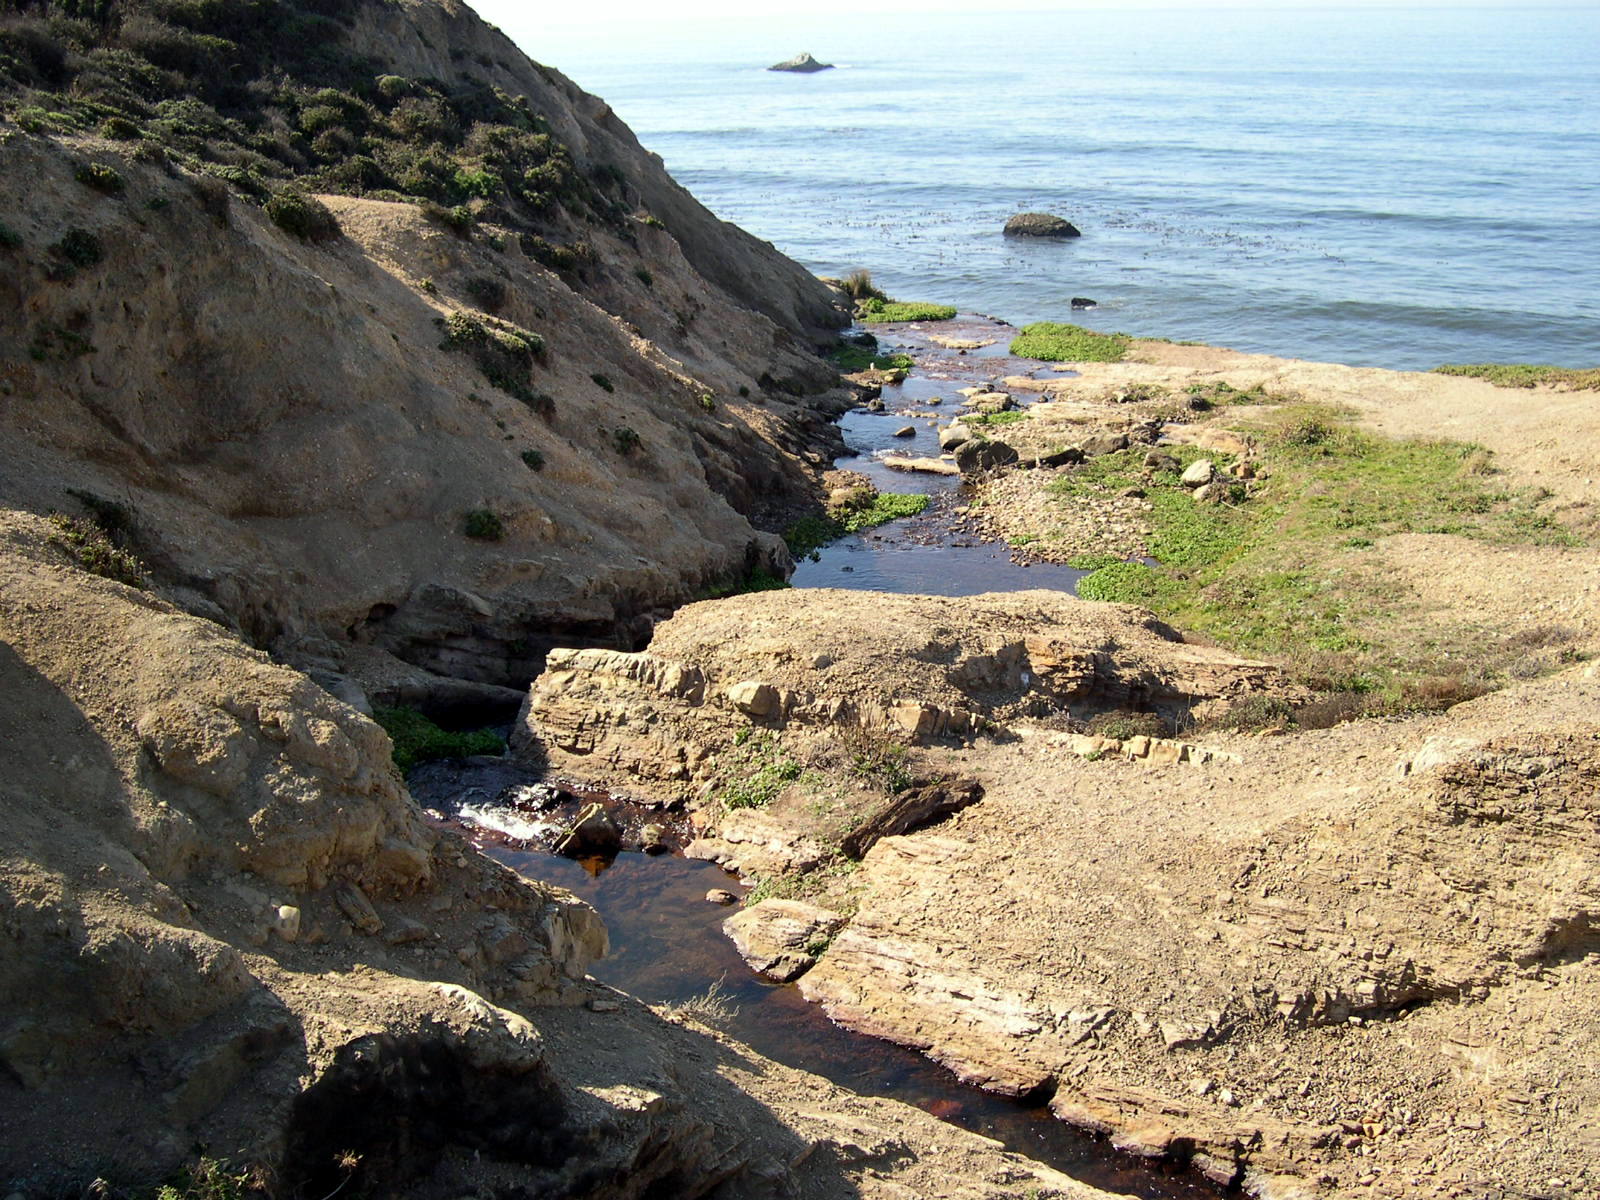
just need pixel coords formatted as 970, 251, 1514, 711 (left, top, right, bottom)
511, 6, 1599, 369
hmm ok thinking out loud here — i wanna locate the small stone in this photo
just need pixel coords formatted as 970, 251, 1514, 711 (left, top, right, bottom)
893, 425, 916, 438
334, 881, 384, 936
271, 904, 302, 942
640, 823, 667, 854
938, 423, 973, 451
705, 889, 739, 906
587, 997, 621, 1013
385, 916, 430, 946
1191, 1077, 1216, 1096
727, 680, 780, 717
1180, 459, 1216, 487
1219, 1088, 1239, 1107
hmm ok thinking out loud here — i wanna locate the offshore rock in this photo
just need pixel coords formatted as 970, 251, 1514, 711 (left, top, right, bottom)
1004, 212, 1083, 238
769, 51, 835, 72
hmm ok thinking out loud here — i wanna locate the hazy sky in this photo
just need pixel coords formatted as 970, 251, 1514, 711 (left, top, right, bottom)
473, 0, 1597, 28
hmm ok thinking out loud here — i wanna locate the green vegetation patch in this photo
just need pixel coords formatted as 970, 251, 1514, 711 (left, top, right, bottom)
967, 409, 1028, 428
1433, 363, 1600, 391
462, 508, 504, 540
717, 729, 802, 810
1009, 321, 1129, 363
858, 297, 958, 324
828, 344, 914, 373
1056, 403, 1582, 712
47, 513, 145, 587
784, 493, 930, 560
372, 706, 504, 774
437, 311, 547, 407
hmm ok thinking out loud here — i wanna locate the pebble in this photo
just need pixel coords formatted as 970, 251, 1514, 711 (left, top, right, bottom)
705, 889, 739, 905
587, 997, 621, 1013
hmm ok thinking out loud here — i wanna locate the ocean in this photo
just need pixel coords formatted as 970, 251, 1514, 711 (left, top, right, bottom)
515, 6, 1599, 372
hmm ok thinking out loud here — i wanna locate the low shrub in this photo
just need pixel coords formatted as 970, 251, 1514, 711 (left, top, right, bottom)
520, 448, 545, 470
0, 221, 23, 249
698, 392, 716, 412
463, 508, 504, 540
100, 115, 141, 140
1009, 321, 1129, 362
590, 373, 614, 392
264, 189, 341, 242
74, 161, 125, 194
47, 513, 145, 587
1085, 710, 1167, 740
633, 266, 653, 288
50, 226, 104, 271
463, 273, 506, 312
372, 705, 504, 773
612, 426, 641, 455
190, 174, 232, 224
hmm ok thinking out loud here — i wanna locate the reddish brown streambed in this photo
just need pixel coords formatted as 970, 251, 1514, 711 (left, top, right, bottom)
411, 760, 1227, 1199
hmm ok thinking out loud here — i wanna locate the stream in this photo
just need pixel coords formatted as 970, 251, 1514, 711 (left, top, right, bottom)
417, 320, 1225, 1197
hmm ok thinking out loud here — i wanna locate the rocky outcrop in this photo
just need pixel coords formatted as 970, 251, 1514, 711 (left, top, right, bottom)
723, 899, 846, 981
0, 512, 1119, 1200
1003, 212, 1082, 239
792, 673, 1600, 1197
768, 52, 834, 73
515, 588, 1296, 800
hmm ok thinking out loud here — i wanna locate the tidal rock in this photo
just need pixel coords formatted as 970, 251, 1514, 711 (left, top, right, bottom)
955, 439, 1020, 475
893, 425, 916, 438
640, 823, 667, 854
969, 391, 1015, 413
554, 802, 623, 857
883, 455, 961, 476
938, 422, 974, 451
724, 899, 846, 981
1070, 296, 1097, 309
1035, 446, 1084, 469
768, 51, 833, 73
1180, 458, 1217, 488
705, 889, 739, 906
1003, 212, 1082, 239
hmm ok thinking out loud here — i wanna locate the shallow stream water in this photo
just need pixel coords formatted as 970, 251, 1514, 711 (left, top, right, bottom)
411, 760, 1221, 1198
415, 332, 1226, 1194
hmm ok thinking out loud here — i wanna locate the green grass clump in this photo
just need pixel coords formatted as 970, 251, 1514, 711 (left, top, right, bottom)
967, 409, 1028, 428
372, 706, 504, 774
858, 297, 958, 324
703, 566, 792, 599
836, 492, 929, 532
1010, 322, 1130, 363
0, 221, 20, 249
784, 494, 929, 559
521, 448, 545, 470
718, 730, 802, 810
264, 189, 341, 241
50, 227, 104, 272
612, 426, 641, 455
590, 373, 614, 392
463, 508, 504, 540
1433, 363, 1600, 391
829, 344, 914, 373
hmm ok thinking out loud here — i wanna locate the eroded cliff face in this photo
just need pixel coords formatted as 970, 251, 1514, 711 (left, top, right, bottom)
0, 0, 853, 695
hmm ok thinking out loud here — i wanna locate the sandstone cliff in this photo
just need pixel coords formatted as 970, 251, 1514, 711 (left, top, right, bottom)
0, 0, 853, 703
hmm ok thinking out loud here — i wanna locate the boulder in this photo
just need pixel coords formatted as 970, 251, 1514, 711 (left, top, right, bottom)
1080, 432, 1130, 458
969, 391, 1015, 413
955, 439, 1020, 475
723, 900, 846, 981
768, 52, 833, 73
893, 425, 916, 438
1145, 451, 1181, 474
1070, 296, 1097, 309
1180, 459, 1217, 488
554, 803, 623, 857
938, 423, 974, 451
1003, 212, 1082, 239
1035, 446, 1084, 469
